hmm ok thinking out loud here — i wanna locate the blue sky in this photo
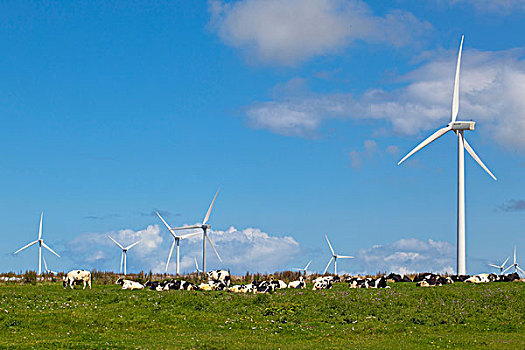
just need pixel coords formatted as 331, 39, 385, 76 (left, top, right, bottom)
1, 0, 524, 275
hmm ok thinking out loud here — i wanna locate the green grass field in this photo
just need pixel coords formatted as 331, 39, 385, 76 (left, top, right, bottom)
0, 281, 524, 349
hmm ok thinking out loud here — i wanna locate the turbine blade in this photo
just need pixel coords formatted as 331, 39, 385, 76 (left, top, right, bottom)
120, 252, 124, 273
41, 242, 60, 258
171, 225, 202, 231
14, 240, 38, 254
323, 257, 334, 274
398, 126, 452, 165
108, 235, 125, 250
38, 212, 44, 239
517, 266, 525, 275
336, 255, 354, 259
194, 257, 201, 272
42, 256, 48, 272
180, 232, 201, 239
304, 260, 312, 270
514, 246, 516, 264
502, 256, 510, 267
156, 212, 177, 237
325, 235, 335, 256
166, 240, 176, 272
488, 264, 500, 269
202, 188, 220, 225
125, 240, 141, 250
206, 235, 222, 263
463, 138, 497, 180
451, 35, 464, 123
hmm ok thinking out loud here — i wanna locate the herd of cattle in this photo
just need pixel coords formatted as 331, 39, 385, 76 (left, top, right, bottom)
55, 269, 524, 293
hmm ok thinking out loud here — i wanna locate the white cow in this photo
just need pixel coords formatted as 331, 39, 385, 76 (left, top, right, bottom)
63, 270, 91, 289
288, 276, 306, 289
207, 270, 231, 287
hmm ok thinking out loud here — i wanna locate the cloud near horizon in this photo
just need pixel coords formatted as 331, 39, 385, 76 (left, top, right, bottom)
243, 48, 525, 150
208, 0, 432, 66
351, 238, 455, 275
63, 225, 300, 274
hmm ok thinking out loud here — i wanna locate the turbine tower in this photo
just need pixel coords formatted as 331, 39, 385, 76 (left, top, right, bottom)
397, 36, 497, 275
108, 235, 141, 276
323, 235, 353, 275
170, 188, 222, 273
503, 246, 524, 275
292, 261, 312, 275
488, 256, 510, 274
156, 212, 200, 275
13, 212, 60, 275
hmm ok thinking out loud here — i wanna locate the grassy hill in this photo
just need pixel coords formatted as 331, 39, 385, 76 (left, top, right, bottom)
0, 281, 524, 349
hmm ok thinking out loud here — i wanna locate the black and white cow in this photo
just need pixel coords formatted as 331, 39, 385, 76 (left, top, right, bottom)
386, 273, 412, 282
288, 276, 306, 289
270, 279, 288, 290
313, 279, 332, 290
207, 270, 231, 287
115, 278, 144, 290
63, 270, 91, 289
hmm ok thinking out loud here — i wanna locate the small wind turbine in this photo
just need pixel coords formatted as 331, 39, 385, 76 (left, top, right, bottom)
13, 212, 60, 275
503, 246, 524, 275
156, 212, 200, 275
194, 257, 202, 273
108, 235, 141, 276
397, 36, 497, 275
323, 235, 353, 275
42, 256, 57, 275
292, 261, 312, 275
169, 188, 222, 273
488, 256, 510, 274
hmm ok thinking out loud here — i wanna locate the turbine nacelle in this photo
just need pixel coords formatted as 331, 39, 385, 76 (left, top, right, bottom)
450, 121, 475, 131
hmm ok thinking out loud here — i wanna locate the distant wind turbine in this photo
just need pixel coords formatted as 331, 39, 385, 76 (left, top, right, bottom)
397, 36, 497, 275
503, 246, 524, 275
13, 212, 60, 275
108, 235, 141, 276
323, 235, 353, 275
42, 256, 57, 275
169, 188, 222, 273
488, 256, 510, 274
156, 212, 200, 275
292, 261, 312, 275
194, 257, 202, 273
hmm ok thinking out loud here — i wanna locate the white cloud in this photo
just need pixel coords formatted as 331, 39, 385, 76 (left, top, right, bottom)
244, 48, 525, 150
348, 139, 398, 169
209, 0, 432, 65
353, 238, 455, 275
447, 0, 525, 13
65, 225, 299, 274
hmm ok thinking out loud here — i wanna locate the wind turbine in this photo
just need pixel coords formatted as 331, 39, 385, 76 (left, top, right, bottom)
292, 261, 312, 275
323, 235, 353, 275
488, 256, 510, 274
169, 188, 222, 273
108, 235, 141, 276
397, 36, 497, 275
13, 212, 60, 275
503, 246, 524, 275
156, 212, 200, 275
194, 257, 202, 273
42, 256, 57, 275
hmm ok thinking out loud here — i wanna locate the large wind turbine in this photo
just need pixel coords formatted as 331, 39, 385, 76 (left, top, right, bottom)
323, 235, 353, 275
13, 212, 60, 275
169, 188, 222, 273
488, 256, 510, 274
503, 246, 524, 275
156, 212, 200, 275
108, 235, 141, 276
397, 36, 497, 275
292, 260, 312, 275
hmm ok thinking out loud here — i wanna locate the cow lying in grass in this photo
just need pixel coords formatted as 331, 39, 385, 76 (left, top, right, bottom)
207, 270, 231, 287
116, 278, 144, 290
63, 270, 91, 290
348, 277, 389, 289
288, 276, 306, 289
313, 279, 332, 290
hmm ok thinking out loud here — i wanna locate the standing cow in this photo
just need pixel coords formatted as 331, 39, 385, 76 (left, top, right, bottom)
63, 270, 92, 289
